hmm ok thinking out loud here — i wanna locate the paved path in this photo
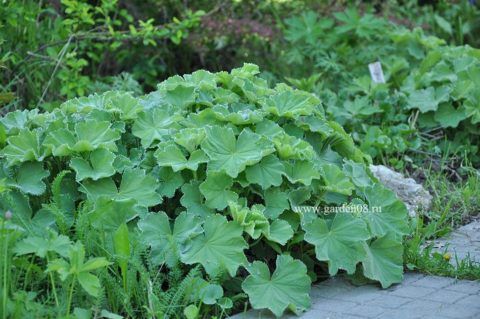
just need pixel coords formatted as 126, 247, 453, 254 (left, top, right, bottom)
234, 273, 480, 319
233, 220, 480, 319
430, 220, 480, 263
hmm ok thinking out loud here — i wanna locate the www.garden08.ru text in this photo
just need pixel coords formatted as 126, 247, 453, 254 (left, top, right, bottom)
292, 204, 382, 215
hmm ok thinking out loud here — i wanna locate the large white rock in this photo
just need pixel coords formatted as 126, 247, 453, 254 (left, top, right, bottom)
370, 165, 432, 217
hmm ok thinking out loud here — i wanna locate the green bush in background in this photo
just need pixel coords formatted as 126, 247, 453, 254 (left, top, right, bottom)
0, 0, 204, 110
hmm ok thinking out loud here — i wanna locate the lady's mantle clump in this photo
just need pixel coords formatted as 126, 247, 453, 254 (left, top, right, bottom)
0, 64, 408, 317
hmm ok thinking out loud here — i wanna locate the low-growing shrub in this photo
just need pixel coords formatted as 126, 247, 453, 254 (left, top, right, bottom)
0, 64, 408, 318
279, 9, 480, 167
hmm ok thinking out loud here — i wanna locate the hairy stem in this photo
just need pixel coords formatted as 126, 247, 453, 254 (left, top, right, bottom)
46, 254, 59, 307
66, 276, 76, 316
2, 220, 9, 319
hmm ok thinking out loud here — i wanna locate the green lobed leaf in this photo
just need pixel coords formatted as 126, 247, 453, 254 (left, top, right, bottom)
362, 183, 409, 238
138, 212, 202, 267
132, 108, 181, 148
180, 214, 247, 277
199, 172, 238, 210
180, 181, 212, 217
264, 188, 290, 219
283, 160, 320, 185
13, 162, 50, 195
361, 235, 404, 288
155, 142, 208, 172
406, 85, 451, 113
15, 231, 71, 258
245, 154, 285, 189
303, 214, 370, 275
1, 129, 46, 165
242, 255, 311, 317
80, 168, 162, 207
201, 126, 274, 178
87, 197, 137, 231
70, 148, 116, 181
262, 90, 316, 119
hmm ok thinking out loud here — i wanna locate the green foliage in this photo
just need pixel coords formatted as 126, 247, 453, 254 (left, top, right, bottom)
279, 8, 480, 167
394, 0, 480, 47
242, 255, 311, 317
0, 65, 409, 317
0, 0, 204, 109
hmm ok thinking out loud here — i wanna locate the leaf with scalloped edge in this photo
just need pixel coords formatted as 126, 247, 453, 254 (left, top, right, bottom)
0, 110, 29, 133
138, 211, 202, 267
74, 120, 121, 152
201, 126, 274, 178
11, 162, 50, 195
433, 103, 468, 128
70, 148, 116, 181
87, 197, 137, 231
157, 167, 184, 198
228, 202, 269, 239
199, 172, 238, 210
303, 214, 370, 275
242, 255, 311, 317
15, 230, 71, 258
406, 85, 451, 113
362, 183, 409, 238
265, 219, 294, 245
264, 188, 290, 219
155, 143, 208, 172
180, 181, 212, 216
273, 133, 315, 161
180, 181, 212, 217
104, 91, 143, 120
320, 163, 354, 195
45, 121, 121, 155
262, 90, 316, 119
132, 109, 181, 147
1, 129, 46, 165
163, 84, 196, 109
80, 168, 161, 207
283, 160, 320, 185
180, 214, 247, 277
173, 128, 206, 153
361, 235, 403, 288
245, 154, 285, 189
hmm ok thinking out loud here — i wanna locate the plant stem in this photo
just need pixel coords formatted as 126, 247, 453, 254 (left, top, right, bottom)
66, 276, 76, 316
46, 254, 59, 307
2, 220, 9, 319
22, 254, 35, 291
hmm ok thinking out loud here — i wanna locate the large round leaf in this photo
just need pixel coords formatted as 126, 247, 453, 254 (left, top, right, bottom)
303, 213, 370, 275
242, 255, 311, 317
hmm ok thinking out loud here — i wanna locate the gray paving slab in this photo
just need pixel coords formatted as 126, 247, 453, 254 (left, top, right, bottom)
430, 220, 480, 264
231, 274, 480, 318
231, 221, 480, 318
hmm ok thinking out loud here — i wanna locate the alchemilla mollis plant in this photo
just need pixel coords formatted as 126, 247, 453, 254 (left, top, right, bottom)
0, 64, 408, 318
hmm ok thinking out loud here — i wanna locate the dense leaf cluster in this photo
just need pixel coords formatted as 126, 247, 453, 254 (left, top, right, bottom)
281, 10, 480, 167
0, 64, 409, 317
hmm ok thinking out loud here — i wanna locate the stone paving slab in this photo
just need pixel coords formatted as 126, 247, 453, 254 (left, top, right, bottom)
232, 272, 480, 319
232, 220, 480, 318
430, 220, 480, 263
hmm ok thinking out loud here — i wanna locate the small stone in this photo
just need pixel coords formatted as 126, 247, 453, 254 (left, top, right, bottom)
370, 165, 432, 217
4, 210, 12, 220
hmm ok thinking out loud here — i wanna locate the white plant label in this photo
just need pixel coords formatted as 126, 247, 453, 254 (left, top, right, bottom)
368, 61, 386, 84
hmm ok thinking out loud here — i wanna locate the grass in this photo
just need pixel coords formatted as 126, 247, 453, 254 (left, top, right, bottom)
406, 245, 480, 281
403, 161, 480, 280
